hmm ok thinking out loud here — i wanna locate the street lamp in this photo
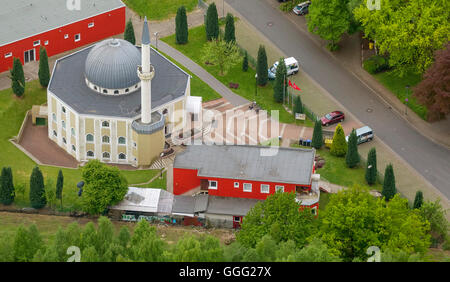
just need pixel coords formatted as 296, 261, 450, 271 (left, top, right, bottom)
255, 73, 258, 100
405, 85, 410, 115
154, 32, 159, 50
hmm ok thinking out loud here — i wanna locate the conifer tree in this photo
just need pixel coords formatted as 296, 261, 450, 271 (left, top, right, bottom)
413, 190, 424, 209
293, 95, 303, 114
29, 166, 46, 209
205, 3, 219, 41
330, 124, 347, 157
175, 6, 188, 44
365, 147, 377, 185
256, 45, 268, 86
124, 19, 136, 45
56, 169, 63, 207
242, 51, 249, 72
311, 119, 323, 149
0, 167, 15, 205
10, 58, 25, 97
273, 57, 287, 103
38, 47, 50, 87
382, 164, 396, 201
224, 13, 235, 43
345, 129, 360, 168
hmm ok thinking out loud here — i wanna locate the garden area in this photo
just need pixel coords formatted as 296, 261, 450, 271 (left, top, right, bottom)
123, 0, 198, 20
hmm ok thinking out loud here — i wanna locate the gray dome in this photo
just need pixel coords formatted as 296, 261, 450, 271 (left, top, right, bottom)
84, 38, 141, 90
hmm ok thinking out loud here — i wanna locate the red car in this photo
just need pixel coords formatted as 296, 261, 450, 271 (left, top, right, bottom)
321, 111, 345, 126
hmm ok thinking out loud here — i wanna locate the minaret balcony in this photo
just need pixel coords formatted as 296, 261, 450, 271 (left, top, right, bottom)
137, 65, 155, 81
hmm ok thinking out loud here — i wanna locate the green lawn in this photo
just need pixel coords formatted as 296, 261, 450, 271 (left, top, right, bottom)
133, 170, 167, 189
162, 25, 313, 126
123, 0, 198, 20
0, 81, 162, 212
373, 70, 427, 120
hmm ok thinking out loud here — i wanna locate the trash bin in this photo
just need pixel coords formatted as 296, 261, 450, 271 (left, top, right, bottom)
299, 138, 303, 145
305, 139, 312, 147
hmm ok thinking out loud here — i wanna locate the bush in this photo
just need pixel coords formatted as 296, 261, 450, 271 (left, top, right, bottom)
363, 55, 389, 74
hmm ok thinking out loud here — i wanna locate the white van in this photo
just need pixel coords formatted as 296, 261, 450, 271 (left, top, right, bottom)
346, 126, 374, 144
268, 57, 299, 79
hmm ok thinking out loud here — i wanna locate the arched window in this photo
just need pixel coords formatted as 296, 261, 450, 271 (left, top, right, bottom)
118, 153, 126, 160
53, 130, 57, 137
62, 137, 67, 144
118, 137, 126, 145
71, 127, 76, 136
102, 152, 110, 159
114, 90, 119, 94
71, 145, 76, 152
125, 88, 129, 93
86, 134, 94, 142
162, 108, 168, 115
102, 121, 109, 128
103, 89, 108, 94
102, 136, 110, 143
61, 120, 66, 129
86, 151, 94, 157
94, 86, 98, 90
62, 106, 66, 113
52, 113, 56, 122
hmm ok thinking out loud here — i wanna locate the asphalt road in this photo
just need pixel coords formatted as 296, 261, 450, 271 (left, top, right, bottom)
226, 0, 450, 199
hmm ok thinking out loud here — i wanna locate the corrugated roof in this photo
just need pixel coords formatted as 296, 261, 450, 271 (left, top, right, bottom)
206, 196, 261, 216
0, 0, 125, 46
110, 187, 173, 214
174, 145, 315, 185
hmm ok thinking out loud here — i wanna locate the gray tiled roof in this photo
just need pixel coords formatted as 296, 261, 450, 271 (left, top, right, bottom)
206, 196, 261, 216
174, 145, 315, 185
48, 44, 189, 118
0, 0, 125, 46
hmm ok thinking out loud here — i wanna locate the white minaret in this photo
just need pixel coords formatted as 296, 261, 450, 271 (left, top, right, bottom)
137, 17, 155, 124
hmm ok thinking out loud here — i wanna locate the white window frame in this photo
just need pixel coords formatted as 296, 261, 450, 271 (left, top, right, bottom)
52, 113, 57, 123
4, 52, 12, 58
88, 22, 95, 28
71, 145, 76, 152
102, 121, 110, 128
71, 127, 76, 136
33, 40, 40, 47
234, 182, 239, 188
74, 33, 81, 42
86, 134, 94, 143
118, 136, 126, 145
118, 153, 127, 160
86, 151, 94, 158
61, 120, 66, 129
243, 183, 252, 192
102, 135, 110, 144
102, 152, 110, 159
62, 137, 67, 144
61, 106, 66, 113
260, 184, 270, 194
64, 34, 69, 39
208, 180, 218, 190
44, 40, 49, 46
275, 185, 284, 193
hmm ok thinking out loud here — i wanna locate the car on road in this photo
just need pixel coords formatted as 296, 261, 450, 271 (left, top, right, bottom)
346, 126, 374, 144
268, 57, 299, 79
320, 111, 345, 126
293, 1, 311, 15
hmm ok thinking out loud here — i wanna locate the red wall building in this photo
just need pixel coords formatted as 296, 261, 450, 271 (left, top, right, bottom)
0, 1, 125, 73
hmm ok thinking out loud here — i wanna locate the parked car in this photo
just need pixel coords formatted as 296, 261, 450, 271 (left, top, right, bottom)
268, 57, 299, 79
346, 126, 374, 144
320, 111, 345, 126
293, 1, 311, 15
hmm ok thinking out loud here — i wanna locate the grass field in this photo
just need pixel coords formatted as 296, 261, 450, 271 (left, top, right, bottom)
162, 25, 314, 126
373, 70, 427, 120
123, 0, 198, 20
0, 81, 162, 212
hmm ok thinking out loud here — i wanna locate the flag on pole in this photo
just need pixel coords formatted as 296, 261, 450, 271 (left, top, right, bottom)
288, 80, 302, 91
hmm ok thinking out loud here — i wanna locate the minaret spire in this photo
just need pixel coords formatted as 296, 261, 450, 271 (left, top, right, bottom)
137, 16, 154, 124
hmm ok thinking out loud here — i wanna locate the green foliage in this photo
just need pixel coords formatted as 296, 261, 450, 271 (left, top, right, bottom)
419, 200, 449, 246
9, 58, 25, 97
201, 38, 241, 76
256, 45, 268, 86
365, 147, 377, 185
237, 192, 316, 248
306, 0, 351, 48
124, 19, 136, 45
330, 124, 347, 157
413, 190, 424, 209
293, 95, 303, 114
224, 13, 236, 43
56, 169, 63, 207
38, 47, 50, 87
81, 160, 128, 214
242, 51, 249, 72
45, 178, 56, 209
382, 163, 396, 201
205, 2, 219, 41
273, 57, 287, 103
13, 224, 42, 262
345, 128, 360, 168
169, 235, 223, 262
290, 237, 341, 262
311, 120, 323, 149
124, 0, 198, 21
363, 55, 389, 74
279, 0, 300, 12
0, 167, 14, 205
29, 166, 46, 209
175, 6, 188, 44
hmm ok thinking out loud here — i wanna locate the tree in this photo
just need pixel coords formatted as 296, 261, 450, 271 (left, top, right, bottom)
413, 43, 450, 121
56, 169, 63, 207
256, 45, 268, 86
38, 47, 50, 87
382, 164, 396, 201
205, 2, 219, 41
242, 51, 249, 72
124, 19, 136, 45
365, 147, 377, 185
419, 200, 449, 246
345, 128, 360, 168
330, 124, 347, 157
202, 39, 241, 76
311, 119, 323, 149
13, 224, 43, 262
290, 237, 341, 262
45, 178, 56, 210
237, 192, 316, 248
224, 13, 236, 43
413, 190, 424, 209
175, 6, 188, 44
293, 95, 303, 114
354, 0, 450, 75
29, 166, 46, 209
9, 58, 25, 97
306, 0, 351, 50
0, 167, 14, 205
81, 160, 128, 214
273, 57, 287, 103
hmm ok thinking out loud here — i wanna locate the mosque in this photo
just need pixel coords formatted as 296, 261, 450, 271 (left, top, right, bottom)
46, 18, 201, 167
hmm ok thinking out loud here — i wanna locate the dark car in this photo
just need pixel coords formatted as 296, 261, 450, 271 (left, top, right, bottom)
321, 111, 345, 126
